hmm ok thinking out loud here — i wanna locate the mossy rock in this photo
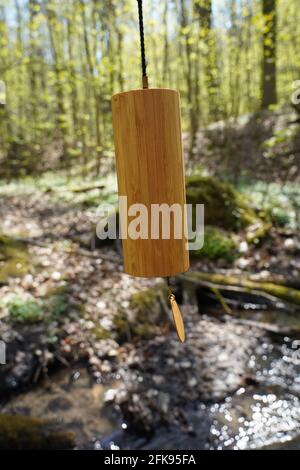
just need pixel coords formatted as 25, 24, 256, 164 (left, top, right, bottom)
113, 285, 168, 342
0, 414, 75, 450
193, 226, 237, 261
130, 288, 160, 311
185, 175, 258, 231
0, 234, 29, 283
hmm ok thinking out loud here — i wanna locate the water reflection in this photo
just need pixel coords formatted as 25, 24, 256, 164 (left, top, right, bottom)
208, 335, 300, 450
109, 333, 300, 450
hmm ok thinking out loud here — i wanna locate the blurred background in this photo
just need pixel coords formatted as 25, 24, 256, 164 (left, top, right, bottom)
0, 0, 300, 450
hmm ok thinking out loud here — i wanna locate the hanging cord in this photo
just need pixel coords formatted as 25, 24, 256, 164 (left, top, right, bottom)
136, 0, 149, 89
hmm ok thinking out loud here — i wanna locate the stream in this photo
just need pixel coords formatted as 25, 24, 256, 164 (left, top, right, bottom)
104, 330, 300, 450
1, 315, 300, 450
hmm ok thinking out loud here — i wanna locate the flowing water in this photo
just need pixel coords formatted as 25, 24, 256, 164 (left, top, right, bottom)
102, 332, 300, 450
1, 318, 300, 450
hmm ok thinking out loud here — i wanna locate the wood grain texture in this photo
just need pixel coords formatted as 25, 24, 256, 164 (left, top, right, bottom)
112, 88, 189, 277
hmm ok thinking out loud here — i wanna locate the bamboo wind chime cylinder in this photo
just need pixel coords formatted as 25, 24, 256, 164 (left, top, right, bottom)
111, 0, 189, 342
112, 88, 189, 278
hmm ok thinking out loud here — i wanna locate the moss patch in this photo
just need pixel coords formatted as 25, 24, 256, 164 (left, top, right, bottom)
193, 226, 237, 261
0, 414, 75, 450
130, 289, 159, 311
92, 325, 111, 341
44, 292, 68, 320
113, 286, 167, 342
0, 234, 30, 283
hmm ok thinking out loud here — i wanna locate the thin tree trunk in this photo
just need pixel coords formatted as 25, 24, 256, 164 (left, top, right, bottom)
262, 0, 277, 108
196, 0, 219, 120
28, 0, 39, 139
14, 0, 23, 139
67, 15, 79, 139
162, 0, 170, 86
117, 29, 124, 92
80, 0, 102, 175
180, 0, 198, 157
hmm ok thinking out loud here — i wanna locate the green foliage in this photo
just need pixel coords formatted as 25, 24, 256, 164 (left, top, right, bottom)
0, 172, 118, 208
0, 0, 299, 176
8, 298, 43, 324
262, 127, 297, 158
194, 226, 237, 261
271, 208, 291, 227
5, 291, 68, 325
239, 182, 300, 229
44, 293, 68, 320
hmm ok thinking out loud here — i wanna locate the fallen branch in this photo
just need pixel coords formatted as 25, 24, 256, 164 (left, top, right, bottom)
229, 317, 299, 335
45, 183, 105, 194
210, 287, 232, 314
68, 184, 105, 193
180, 271, 300, 311
180, 274, 285, 305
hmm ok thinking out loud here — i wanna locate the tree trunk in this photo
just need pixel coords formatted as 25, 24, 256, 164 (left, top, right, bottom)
46, 6, 68, 166
162, 0, 170, 86
67, 15, 79, 140
179, 0, 198, 157
195, 0, 220, 120
28, 0, 39, 138
80, 0, 102, 175
262, 0, 277, 108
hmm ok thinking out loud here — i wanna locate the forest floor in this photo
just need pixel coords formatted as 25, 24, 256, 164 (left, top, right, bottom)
0, 177, 300, 449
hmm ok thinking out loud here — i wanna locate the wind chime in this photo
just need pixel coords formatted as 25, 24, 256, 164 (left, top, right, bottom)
111, 0, 190, 342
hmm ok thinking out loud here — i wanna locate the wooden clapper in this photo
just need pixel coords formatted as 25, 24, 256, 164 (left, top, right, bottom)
111, 0, 189, 342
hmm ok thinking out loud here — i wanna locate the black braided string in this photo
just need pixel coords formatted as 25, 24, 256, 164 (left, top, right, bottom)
136, 0, 147, 81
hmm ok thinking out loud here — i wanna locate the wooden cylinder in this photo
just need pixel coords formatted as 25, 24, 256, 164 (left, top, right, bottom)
112, 88, 189, 277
